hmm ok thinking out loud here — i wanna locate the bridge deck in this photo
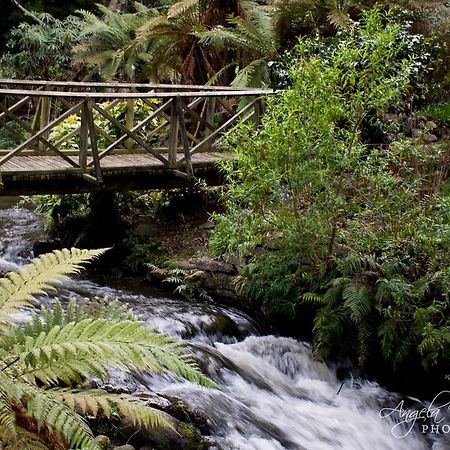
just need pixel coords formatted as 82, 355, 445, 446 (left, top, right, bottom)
0, 151, 227, 195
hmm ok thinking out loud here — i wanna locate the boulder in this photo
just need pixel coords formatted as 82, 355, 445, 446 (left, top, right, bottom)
424, 133, 438, 143
178, 257, 235, 274
95, 435, 111, 449
424, 120, 437, 130
134, 391, 172, 410
411, 128, 421, 138
118, 412, 211, 450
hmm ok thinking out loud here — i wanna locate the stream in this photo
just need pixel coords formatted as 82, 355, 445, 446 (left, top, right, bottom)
0, 201, 449, 450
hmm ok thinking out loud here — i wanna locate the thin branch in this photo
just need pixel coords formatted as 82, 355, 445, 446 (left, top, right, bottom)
9, 0, 44, 24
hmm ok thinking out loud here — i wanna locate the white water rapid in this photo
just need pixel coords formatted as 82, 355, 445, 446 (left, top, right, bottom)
0, 203, 448, 450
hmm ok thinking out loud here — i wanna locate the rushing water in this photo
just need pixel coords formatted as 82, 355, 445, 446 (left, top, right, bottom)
0, 203, 449, 450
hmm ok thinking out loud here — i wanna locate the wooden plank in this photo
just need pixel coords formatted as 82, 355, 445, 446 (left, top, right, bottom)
39, 91, 51, 151
55, 98, 122, 147
79, 100, 88, 169
0, 95, 33, 122
181, 100, 216, 132
125, 98, 135, 150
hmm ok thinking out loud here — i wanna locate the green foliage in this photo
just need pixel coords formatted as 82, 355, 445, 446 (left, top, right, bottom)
421, 102, 450, 125
163, 267, 213, 302
0, 248, 215, 449
0, 13, 83, 79
31, 194, 90, 233
211, 8, 450, 374
124, 233, 164, 273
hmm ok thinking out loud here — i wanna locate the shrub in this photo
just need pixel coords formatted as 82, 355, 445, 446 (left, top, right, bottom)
211, 8, 450, 374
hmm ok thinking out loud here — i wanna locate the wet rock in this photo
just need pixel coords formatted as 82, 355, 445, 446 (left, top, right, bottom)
145, 264, 169, 284
158, 396, 210, 434
178, 257, 235, 274
134, 391, 172, 410
118, 413, 211, 450
185, 270, 207, 283
201, 313, 241, 338
95, 435, 111, 449
411, 128, 421, 138
424, 133, 438, 143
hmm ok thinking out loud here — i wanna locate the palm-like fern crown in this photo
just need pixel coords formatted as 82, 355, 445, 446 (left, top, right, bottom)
0, 248, 215, 450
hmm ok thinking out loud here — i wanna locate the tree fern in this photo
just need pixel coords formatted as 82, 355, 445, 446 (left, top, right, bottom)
0, 249, 215, 449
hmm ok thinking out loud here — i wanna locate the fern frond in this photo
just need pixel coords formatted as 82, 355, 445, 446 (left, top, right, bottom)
5, 318, 215, 388
24, 385, 99, 450
301, 292, 325, 304
52, 388, 170, 429
14, 427, 49, 450
4, 299, 138, 352
0, 381, 17, 443
0, 248, 107, 330
343, 282, 372, 322
327, 8, 353, 30
168, 0, 199, 19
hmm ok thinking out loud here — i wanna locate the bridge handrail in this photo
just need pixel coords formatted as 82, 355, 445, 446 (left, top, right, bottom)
0, 88, 272, 99
0, 78, 273, 93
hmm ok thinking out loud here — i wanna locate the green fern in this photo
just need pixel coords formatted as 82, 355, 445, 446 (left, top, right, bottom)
0, 248, 107, 330
0, 248, 215, 449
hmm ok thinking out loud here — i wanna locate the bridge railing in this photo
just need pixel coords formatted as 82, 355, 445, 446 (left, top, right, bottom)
0, 80, 271, 184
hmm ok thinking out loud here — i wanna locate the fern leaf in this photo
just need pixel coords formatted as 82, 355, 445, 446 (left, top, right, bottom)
327, 9, 354, 30
301, 292, 325, 304
0, 248, 107, 329
52, 388, 170, 429
6, 318, 215, 388
343, 282, 372, 322
168, 0, 199, 19
14, 427, 49, 450
24, 385, 99, 450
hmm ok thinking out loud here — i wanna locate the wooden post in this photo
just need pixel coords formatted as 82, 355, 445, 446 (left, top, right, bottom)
38, 87, 51, 151
86, 99, 103, 183
205, 97, 216, 139
168, 98, 179, 168
125, 98, 135, 150
253, 98, 262, 129
79, 100, 89, 169
177, 98, 194, 179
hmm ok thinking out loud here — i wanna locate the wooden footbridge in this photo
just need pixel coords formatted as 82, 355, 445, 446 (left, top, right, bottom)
0, 79, 270, 195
